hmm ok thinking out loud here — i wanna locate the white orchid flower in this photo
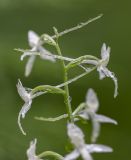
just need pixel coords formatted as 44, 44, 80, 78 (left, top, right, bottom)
85, 43, 118, 98
27, 139, 42, 160
78, 89, 117, 143
23, 30, 55, 77
64, 123, 112, 160
98, 43, 118, 97
17, 79, 33, 135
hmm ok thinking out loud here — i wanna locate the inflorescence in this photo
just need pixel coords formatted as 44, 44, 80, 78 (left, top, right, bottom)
16, 14, 118, 160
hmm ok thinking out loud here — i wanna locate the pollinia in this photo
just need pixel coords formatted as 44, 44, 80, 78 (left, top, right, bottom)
16, 14, 118, 160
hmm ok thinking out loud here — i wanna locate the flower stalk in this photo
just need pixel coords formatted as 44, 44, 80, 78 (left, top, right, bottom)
55, 41, 73, 123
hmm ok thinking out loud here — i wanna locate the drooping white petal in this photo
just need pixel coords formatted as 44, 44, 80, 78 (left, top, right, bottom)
25, 55, 36, 77
97, 66, 106, 80
67, 123, 85, 148
18, 101, 32, 135
27, 139, 40, 160
111, 73, 118, 98
99, 67, 118, 98
104, 69, 118, 98
17, 79, 31, 102
90, 113, 117, 143
94, 114, 117, 125
21, 101, 32, 118
38, 46, 56, 62
86, 144, 113, 153
64, 149, 80, 160
80, 147, 93, 160
86, 89, 99, 112
28, 30, 39, 47
25, 31, 39, 77
91, 118, 100, 143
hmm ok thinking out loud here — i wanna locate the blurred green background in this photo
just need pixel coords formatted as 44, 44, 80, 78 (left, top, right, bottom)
0, 0, 130, 159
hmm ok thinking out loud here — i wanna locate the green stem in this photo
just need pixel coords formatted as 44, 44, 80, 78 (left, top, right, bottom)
40, 14, 103, 41
72, 103, 86, 115
38, 151, 63, 160
55, 42, 73, 122
35, 114, 68, 122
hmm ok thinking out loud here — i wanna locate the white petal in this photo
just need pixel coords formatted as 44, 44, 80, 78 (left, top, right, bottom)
106, 70, 118, 98
86, 89, 99, 112
28, 30, 39, 47
101, 43, 106, 58
94, 114, 117, 125
25, 55, 36, 77
80, 147, 93, 160
86, 144, 113, 153
99, 67, 118, 98
27, 139, 37, 157
64, 150, 79, 160
97, 66, 106, 80
17, 79, 31, 102
27, 139, 40, 160
21, 101, 32, 118
101, 43, 110, 63
38, 46, 56, 62
67, 123, 85, 148
91, 118, 100, 143
18, 101, 32, 135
